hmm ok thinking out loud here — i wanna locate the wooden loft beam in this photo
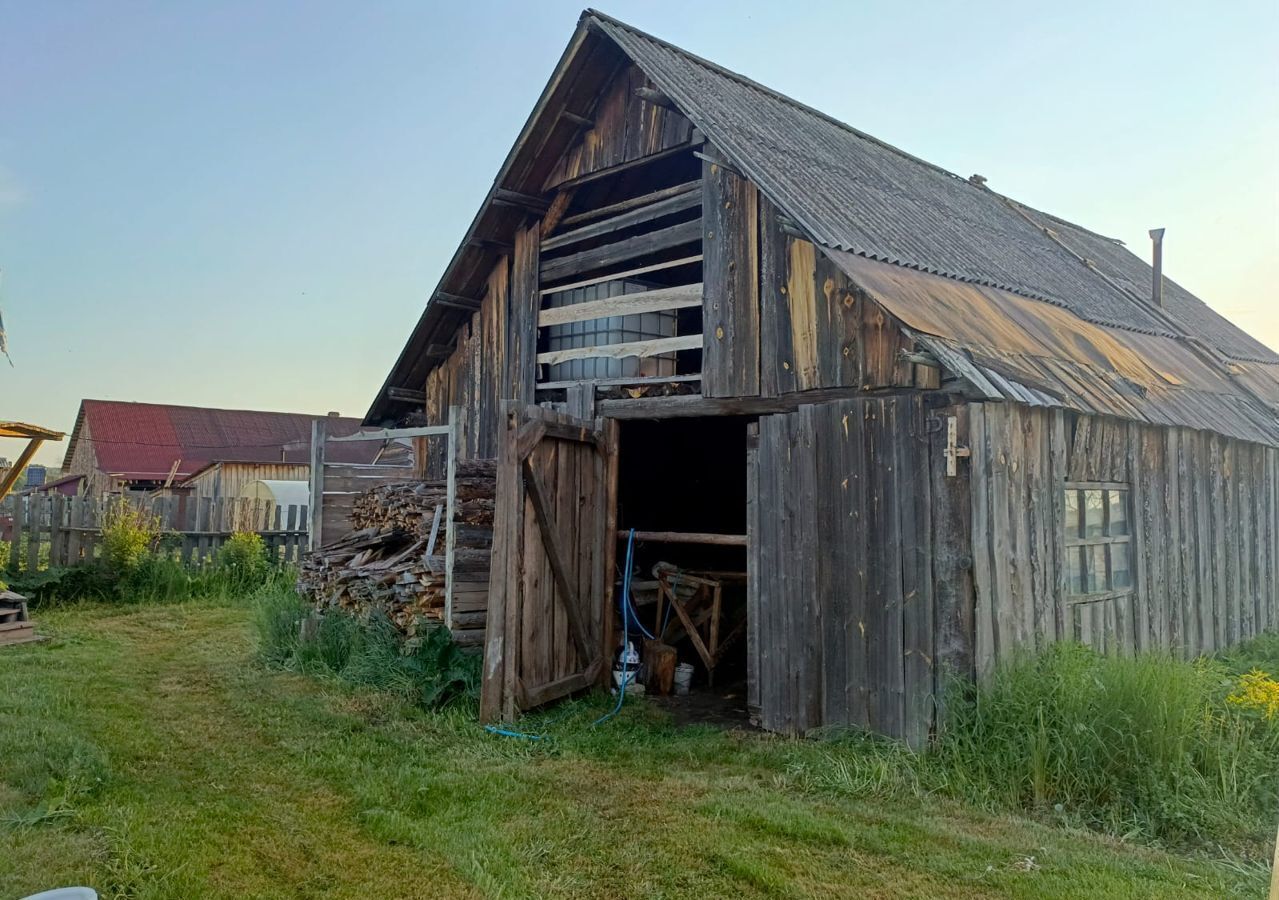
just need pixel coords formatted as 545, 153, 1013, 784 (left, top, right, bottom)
597, 388, 930, 420
537, 283, 702, 328
559, 110, 593, 127
536, 334, 701, 367
551, 142, 697, 192
541, 190, 701, 252
559, 181, 699, 230
539, 218, 702, 282
538, 255, 703, 296
618, 530, 747, 547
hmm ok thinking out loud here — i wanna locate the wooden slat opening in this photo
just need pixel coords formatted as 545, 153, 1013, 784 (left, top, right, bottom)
541, 190, 702, 252
537, 283, 702, 327
539, 218, 702, 283
536, 334, 701, 367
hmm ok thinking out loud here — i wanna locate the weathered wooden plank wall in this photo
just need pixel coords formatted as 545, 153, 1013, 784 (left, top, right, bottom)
702, 157, 759, 398
757, 199, 920, 398
750, 395, 935, 745
542, 63, 694, 191
969, 403, 1279, 669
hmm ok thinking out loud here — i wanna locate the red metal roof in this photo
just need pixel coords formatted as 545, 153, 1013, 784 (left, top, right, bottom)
65, 400, 378, 481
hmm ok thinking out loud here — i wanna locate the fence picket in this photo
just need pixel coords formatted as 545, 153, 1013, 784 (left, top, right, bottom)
0, 495, 307, 576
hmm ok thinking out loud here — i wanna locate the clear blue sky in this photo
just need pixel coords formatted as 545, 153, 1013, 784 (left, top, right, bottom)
2, 0, 1276, 466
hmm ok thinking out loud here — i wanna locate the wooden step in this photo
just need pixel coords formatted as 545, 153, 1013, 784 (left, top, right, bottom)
0, 623, 39, 647
0, 608, 21, 623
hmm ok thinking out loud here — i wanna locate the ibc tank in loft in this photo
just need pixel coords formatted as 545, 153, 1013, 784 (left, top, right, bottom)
542, 279, 678, 382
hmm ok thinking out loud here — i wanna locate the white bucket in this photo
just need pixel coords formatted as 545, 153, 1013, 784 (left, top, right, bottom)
673, 662, 694, 695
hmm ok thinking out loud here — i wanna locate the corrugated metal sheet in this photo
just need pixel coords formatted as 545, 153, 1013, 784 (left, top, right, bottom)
828, 251, 1279, 446
64, 401, 377, 482
590, 12, 1278, 368
369, 10, 1278, 446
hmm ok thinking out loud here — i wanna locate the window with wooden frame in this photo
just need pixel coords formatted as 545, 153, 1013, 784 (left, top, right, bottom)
1063, 483, 1133, 599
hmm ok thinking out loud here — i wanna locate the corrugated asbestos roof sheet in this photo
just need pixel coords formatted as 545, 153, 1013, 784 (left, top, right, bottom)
587, 11, 1278, 442
832, 251, 1279, 446
65, 401, 376, 480
589, 12, 1278, 367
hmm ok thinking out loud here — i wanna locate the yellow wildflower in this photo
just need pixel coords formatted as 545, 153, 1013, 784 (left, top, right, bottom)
1226, 669, 1279, 720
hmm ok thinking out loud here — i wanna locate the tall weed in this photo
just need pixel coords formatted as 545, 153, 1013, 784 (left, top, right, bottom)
797, 639, 1279, 854
253, 582, 480, 710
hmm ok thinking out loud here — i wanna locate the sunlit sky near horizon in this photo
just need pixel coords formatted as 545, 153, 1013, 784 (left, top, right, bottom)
2, 0, 1277, 466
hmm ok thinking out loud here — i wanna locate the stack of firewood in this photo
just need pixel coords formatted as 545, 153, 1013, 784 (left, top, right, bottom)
299, 461, 495, 638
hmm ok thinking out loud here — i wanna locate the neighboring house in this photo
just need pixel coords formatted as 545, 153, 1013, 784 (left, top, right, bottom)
62, 400, 377, 496
179, 461, 311, 503
367, 12, 1279, 740
18, 473, 84, 496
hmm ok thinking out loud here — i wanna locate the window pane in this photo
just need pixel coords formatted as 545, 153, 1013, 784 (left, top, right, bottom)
1110, 542, 1132, 589
1087, 544, 1107, 593
1066, 546, 1087, 594
1064, 490, 1081, 540
1084, 490, 1105, 538
1107, 490, 1129, 537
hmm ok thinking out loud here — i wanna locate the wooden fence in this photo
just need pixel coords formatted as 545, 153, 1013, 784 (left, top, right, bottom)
1, 493, 308, 572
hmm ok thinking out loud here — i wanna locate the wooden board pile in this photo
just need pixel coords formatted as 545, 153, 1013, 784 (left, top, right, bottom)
299, 461, 495, 640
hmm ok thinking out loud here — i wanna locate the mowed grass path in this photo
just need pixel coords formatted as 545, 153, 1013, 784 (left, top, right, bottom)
0, 601, 1265, 899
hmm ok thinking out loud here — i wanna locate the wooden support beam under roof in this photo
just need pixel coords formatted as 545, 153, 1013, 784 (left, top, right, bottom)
634, 86, 677, 111
468, 237, 515, 254
432, 291, 483, 312
422, 343, 457, 359
559, 110, 593, 127
386, 386, 427, 404
492, 188, 551, 214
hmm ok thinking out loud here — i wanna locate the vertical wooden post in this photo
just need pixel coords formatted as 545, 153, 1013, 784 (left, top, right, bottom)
308, 418, 326, 552
49, 494, 65, 567
26, 495, 42, 573
444, 405, 465, 630
598, 416, 621, 682
8, 495, 24, 574
0, 438, 43, 501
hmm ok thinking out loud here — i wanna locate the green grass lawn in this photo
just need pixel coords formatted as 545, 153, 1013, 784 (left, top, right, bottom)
0, 600, 1268, 899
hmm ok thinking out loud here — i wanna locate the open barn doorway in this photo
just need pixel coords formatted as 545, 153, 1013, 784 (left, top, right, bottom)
615, 416, 752, 726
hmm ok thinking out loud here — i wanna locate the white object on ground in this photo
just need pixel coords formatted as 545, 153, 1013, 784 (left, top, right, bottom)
673, 662, 694, 695
22, 889, 98, 900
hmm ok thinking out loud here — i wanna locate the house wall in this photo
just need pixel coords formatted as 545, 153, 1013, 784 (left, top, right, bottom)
967, 404, 1279, 673
184, 462, 309, 502
62, 420, 114, 496
701, 173, 935, 401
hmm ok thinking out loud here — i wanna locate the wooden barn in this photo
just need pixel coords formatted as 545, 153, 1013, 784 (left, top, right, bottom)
365, 10, 1279, 742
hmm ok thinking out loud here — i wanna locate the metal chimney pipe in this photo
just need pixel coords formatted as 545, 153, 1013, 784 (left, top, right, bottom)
1149, 228, 1166, 308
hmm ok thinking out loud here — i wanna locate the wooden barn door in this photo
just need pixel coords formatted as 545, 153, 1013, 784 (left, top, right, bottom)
749, 395, 936, 745
480, 402, 620, 723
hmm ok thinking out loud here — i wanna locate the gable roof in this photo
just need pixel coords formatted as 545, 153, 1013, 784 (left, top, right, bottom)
64, 400, 374, 482
369, 10, 1278, 444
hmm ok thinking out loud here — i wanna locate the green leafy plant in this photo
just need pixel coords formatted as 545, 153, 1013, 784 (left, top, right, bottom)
99, 503, 161, 576
217, 531, 270, 589
253, 582, 480, 710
